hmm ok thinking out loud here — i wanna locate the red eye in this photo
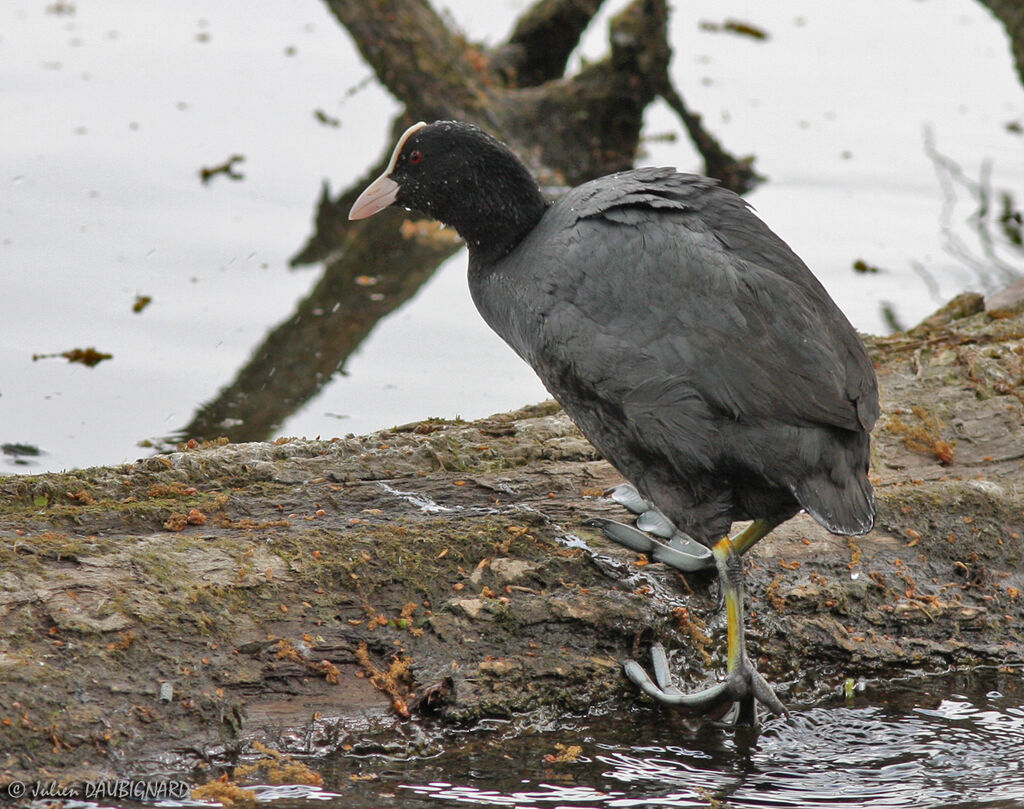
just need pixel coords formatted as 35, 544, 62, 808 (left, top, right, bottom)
408, 150, 423, 165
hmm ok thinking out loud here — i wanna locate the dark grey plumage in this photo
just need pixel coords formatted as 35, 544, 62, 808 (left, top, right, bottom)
469, 165, 877, 545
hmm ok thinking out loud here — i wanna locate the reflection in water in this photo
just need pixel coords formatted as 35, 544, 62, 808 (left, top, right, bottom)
174, 169, 462, 446
924, 129, 1023, 298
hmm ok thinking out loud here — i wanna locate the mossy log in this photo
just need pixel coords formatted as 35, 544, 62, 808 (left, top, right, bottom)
1, 296, 1023, 784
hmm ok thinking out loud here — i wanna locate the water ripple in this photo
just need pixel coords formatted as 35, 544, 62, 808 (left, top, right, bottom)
63, 672, 1024, 809
396, 671, 1024, 809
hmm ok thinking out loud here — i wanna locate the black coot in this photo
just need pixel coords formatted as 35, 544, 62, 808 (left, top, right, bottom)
350, 120, 878, 725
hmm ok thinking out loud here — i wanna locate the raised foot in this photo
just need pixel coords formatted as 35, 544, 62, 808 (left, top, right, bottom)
588, 485, 713, 572
623, 643, 788, 727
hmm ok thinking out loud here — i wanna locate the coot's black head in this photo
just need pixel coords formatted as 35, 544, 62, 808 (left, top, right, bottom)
350, 120, 548, 262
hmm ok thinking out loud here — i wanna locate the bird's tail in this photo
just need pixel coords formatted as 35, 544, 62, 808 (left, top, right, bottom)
791, 472, 876, 536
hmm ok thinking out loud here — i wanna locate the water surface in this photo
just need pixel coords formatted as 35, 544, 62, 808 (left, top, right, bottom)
345, 670, 1024, 809
2, 0, 1022, 472
48, 669, 1024, 808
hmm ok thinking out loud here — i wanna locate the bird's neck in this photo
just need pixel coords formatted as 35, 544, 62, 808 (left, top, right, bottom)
448, 167, 549, 265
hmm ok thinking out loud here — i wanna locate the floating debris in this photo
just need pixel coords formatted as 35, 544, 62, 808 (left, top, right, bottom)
32, 347, 113, 367
314, 108, 340, 127
853, 259, 883, 274
200, 154, 245, 184
699, 18, 769, 40
2, 443, 43, 465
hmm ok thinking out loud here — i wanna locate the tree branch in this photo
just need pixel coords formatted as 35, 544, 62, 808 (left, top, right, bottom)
180, 204, 461, 444
322, 0, 492, 121
659, 79, 764, 194
491, 0, 606, 87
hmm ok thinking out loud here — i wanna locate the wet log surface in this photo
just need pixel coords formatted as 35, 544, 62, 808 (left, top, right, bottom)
1, 296, 1023, 785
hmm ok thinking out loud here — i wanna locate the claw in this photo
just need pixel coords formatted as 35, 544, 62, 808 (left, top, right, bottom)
619, 524, 790, 727
649, 643, 679, 693
749, 663, 790, 717
597, 485, 713, 571
614, 655, 737, 712
586, 517, 712, 572
604, 486, 680, 541
597, 492, 790, 726
585, 517, 653, 554
635, 509, 676, 539
667, 533, 715, 561
623, 645, 786, 725
604, 483, 651, 515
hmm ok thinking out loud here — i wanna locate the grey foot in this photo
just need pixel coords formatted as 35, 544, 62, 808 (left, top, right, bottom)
591, 485, 712, 572
623, 643, 788, 726
605, 483, 674, 536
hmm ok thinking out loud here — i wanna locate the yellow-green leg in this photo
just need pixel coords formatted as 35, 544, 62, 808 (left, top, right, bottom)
622, 517, 789, 725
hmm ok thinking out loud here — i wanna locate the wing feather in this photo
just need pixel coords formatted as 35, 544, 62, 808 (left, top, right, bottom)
470, 169, 877, 502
